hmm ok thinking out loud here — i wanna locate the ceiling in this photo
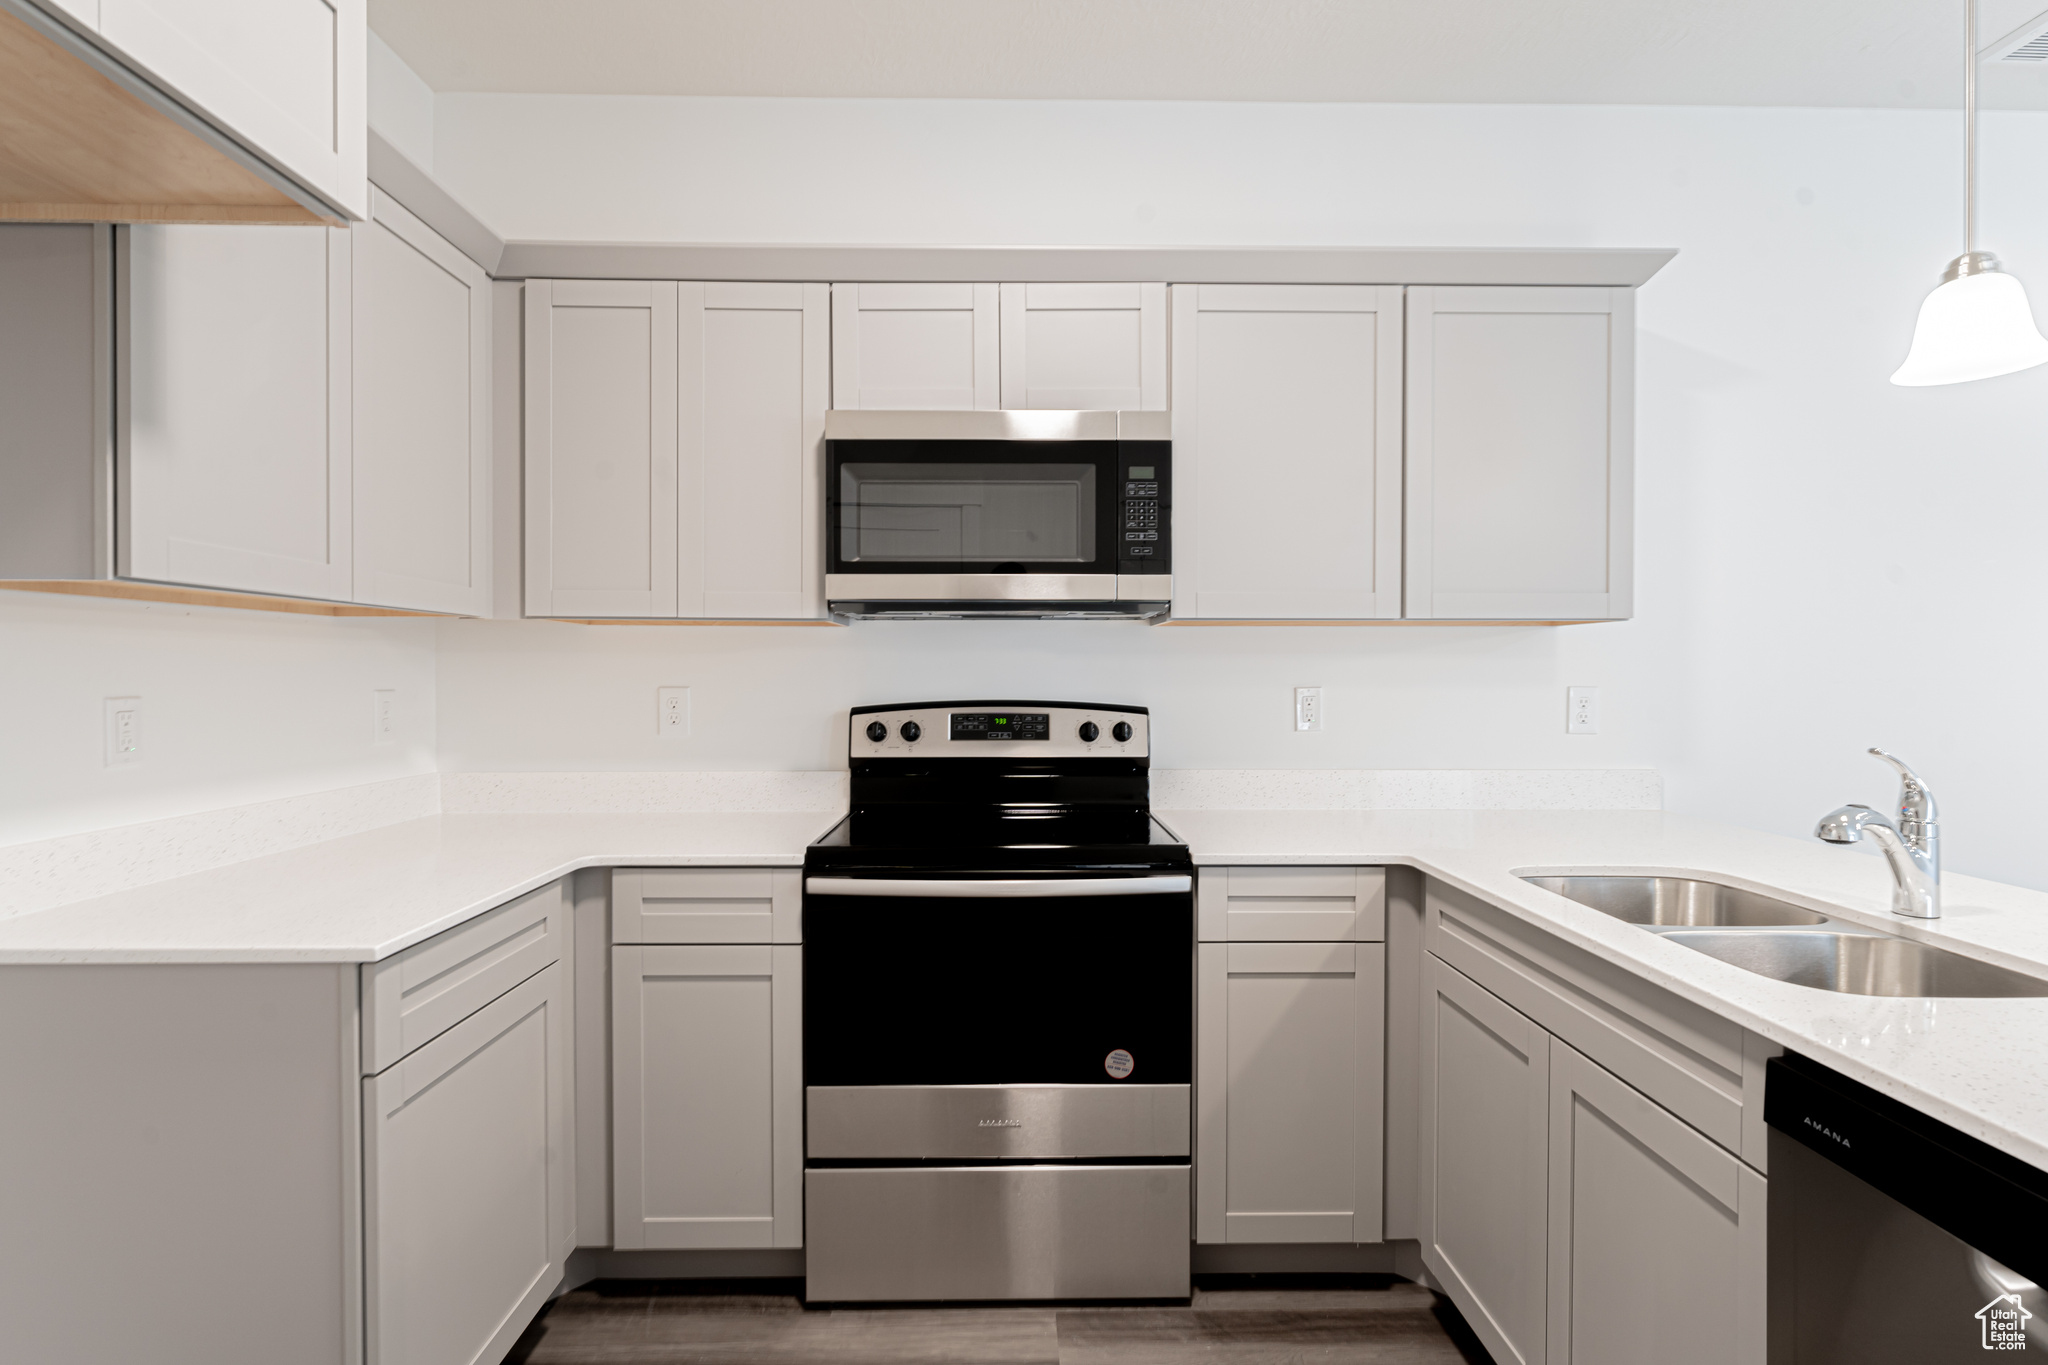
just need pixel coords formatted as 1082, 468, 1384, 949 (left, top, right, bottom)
368, 0, 2048, 109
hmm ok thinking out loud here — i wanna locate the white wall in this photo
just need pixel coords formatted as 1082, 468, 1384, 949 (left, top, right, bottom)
0, 592, 437, 845
368, 30, 436, 171
429, 95, 2048, 889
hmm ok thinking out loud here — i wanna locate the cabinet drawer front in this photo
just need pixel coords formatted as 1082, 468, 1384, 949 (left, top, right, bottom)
1426, 878, 1744, 1152
1200, 866, 1386, 942
364, 879, 567, 1075
613, 868, 799, 944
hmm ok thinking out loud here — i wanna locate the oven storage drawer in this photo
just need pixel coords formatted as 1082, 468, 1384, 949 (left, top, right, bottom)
808, 1083, 1190, 1160
805, 1164, 1191, 1302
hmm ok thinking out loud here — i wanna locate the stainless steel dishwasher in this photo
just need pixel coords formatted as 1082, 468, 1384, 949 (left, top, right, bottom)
1767, 1052, 2048, 1361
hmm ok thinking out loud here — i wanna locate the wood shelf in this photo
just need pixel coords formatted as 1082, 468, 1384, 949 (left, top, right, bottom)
0, 579, 448, 617
0, 7, 329, 226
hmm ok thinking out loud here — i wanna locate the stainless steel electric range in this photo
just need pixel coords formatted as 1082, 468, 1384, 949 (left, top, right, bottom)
801, 701, 1194, 1303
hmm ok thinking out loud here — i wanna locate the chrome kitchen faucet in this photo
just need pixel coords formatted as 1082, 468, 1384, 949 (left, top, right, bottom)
1815, 748, 1941, 919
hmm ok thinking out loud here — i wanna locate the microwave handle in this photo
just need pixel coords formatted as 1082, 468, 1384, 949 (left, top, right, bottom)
805, 875, 1191, 898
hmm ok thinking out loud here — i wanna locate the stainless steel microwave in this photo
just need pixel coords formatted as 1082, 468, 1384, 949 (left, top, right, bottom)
824, 410, 1171, 621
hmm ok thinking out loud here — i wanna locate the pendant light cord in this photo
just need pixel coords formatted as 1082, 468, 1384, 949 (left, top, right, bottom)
1966, 0, 1977, 255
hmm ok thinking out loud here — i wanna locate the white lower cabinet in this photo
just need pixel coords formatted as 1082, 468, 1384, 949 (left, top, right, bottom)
1424, 953, 1767, 1365
611, 943, 803, 1248
1196, 939, 1385, 1244
1547, 1040, 1767, 1365
363, 961, 573, 1365
1423, 954, 1552, 1365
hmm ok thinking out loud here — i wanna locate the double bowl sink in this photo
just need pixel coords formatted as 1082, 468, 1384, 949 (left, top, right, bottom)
1521, 875, 2048, 998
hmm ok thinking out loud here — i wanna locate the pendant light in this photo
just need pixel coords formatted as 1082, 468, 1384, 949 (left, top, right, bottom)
1890, 0, 2048, 386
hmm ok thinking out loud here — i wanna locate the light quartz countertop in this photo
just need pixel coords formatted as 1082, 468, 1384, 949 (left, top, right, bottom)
1160, 807, 2048, 1171
0, 811, 840, 965
4, 802, 2048, 1171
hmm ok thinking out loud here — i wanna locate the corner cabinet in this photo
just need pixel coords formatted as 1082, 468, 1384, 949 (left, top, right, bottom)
1195, 866, 1387, 1245
525, 279, 827, 620
610, 868, 804, 1250
362, 878, 575, 1365
1404, 286, 1634, 621
351, 189, 491, 615
1421, 880, 1768, 1365
89, 0, 368, 217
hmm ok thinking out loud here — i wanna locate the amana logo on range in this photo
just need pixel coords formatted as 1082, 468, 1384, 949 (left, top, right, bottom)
978, 1118, 1024, 1128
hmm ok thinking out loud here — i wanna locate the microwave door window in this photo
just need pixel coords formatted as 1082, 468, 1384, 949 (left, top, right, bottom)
841, 463, 1096, 564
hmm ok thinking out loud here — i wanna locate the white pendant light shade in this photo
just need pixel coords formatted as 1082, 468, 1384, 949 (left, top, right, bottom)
1891, 258, 2048, 386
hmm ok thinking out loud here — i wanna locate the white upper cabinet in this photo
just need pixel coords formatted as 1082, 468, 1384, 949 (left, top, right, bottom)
999, 282, 1166, 410
525, 279, 680, 618
1406, 286, 1633, 621
830, 282, 998, 410
351, 189, 490, 615
119, 223, 353, 601
1169, 283, 1403, 620
679, 282, 828, 619
87, 0, 368, 218
526, 278, 828, 620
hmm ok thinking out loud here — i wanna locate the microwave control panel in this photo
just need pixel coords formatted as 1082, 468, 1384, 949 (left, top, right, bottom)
1118, 440, 1171, 570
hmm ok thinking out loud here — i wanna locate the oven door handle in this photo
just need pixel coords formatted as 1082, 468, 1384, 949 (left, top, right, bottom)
805, 875, 1192, 898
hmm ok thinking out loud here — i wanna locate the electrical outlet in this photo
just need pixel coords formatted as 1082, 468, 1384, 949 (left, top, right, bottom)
1295, 686, 1324, 732
372, 690, 396, 745
104, 696, 141, 766
1567, 686, 1600, 735
658, 686, 691, 739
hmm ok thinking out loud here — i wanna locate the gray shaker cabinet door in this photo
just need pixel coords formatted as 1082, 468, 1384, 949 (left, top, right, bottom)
830, 282, 998, 410
1422, 954, 1551, 1365
120, 223, 353, 601
351, 187, 492, 615
612, 943, 803, 1249
1168, 283, 1404, 620
1405, 285, 1634, 621
1196, 939, 1386, 1245
363, 961, 572, 1365
1546, 1039, 1766, 1365
524, 278, 680, 618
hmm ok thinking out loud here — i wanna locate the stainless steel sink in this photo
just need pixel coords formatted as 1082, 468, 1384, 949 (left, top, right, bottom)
1660, 930, 2048, 999
1522, 875, 1831, 928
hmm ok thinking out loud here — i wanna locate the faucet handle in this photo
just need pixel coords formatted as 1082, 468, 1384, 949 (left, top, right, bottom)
1868, 748, 1937, 825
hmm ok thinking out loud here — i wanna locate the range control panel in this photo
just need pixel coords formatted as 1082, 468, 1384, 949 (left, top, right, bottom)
950, 712, 1051, 741
851, 703, 1149, 759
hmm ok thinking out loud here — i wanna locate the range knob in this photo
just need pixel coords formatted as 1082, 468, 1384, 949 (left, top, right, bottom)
900, 720, 922, 742
1078, 721, 1099, 742
865, 721, 888, 742
1113, 721, 1134, 743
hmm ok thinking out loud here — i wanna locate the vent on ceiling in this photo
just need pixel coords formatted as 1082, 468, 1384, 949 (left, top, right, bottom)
1984, 11, 2048, 62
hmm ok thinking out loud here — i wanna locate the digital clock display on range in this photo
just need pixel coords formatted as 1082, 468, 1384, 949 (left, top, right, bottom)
949, 712, 1051, 741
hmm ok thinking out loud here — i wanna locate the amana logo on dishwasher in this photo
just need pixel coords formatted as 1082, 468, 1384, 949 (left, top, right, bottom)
978, 1118, 1024, 1128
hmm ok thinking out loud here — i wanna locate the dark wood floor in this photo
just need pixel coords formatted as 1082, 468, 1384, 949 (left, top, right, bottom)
502, 1275, 1496, 1365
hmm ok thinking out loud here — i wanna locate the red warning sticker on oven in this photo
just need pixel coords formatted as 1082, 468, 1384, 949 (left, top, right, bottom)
1104, 1049, 1135, 1079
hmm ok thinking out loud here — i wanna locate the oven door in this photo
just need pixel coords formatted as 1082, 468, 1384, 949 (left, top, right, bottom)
803, 872, 1193, 1161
